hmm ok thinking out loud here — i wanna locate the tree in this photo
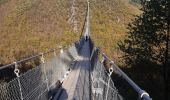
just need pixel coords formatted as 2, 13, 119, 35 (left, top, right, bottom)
164, 0, 170, 99
118, 0, 169, 99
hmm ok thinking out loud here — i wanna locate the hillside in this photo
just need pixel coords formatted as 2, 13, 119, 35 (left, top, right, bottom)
90, 0, 141, 64
0, 0, 140, 65
1, 0, 168, 99
0, 0, 83, 65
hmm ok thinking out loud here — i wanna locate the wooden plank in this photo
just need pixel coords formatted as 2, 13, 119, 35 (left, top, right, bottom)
54, 41, 91, 100
58, 63, 81, 99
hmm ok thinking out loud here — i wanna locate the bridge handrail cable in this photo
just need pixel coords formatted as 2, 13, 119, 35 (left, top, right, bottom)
0, 48, 58, 70
102, 53, 152, 100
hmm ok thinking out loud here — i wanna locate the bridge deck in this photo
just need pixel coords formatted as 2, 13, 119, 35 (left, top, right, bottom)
54, 41, 91, 100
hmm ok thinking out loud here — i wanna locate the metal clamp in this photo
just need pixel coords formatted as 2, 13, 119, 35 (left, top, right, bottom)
14, 62, 20, 77
105, 68, 113, 100
139, 90, 150, 99
54, 49, 57, 57
109, 67, 113, 76
13, 62, 23, 100
109, 61, 122, 77
110, 61, 114, 64
60, 48, 64, 54
41, 53, 45, 63
101, 57, 105, 63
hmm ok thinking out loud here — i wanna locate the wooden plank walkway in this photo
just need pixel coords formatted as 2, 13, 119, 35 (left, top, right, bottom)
54, 40, 91, 100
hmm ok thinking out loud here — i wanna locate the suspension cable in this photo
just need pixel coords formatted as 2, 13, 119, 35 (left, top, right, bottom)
0, 48, 58, 70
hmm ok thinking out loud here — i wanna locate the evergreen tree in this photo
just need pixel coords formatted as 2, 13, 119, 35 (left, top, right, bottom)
120, 0, 167, 65
119, 0, 169, 99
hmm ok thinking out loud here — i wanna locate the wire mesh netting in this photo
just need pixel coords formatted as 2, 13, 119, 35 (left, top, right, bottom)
90, 49, 123, 100
0, 43, 80, 100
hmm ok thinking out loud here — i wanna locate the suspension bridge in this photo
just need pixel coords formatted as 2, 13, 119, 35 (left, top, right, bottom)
0, 1, 152, 100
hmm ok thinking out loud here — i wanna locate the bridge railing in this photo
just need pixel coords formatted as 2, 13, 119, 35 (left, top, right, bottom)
90, 47, 152, 100
90, 48, 123, 100
0, 38, 84, 100
102, 53, 152, 100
